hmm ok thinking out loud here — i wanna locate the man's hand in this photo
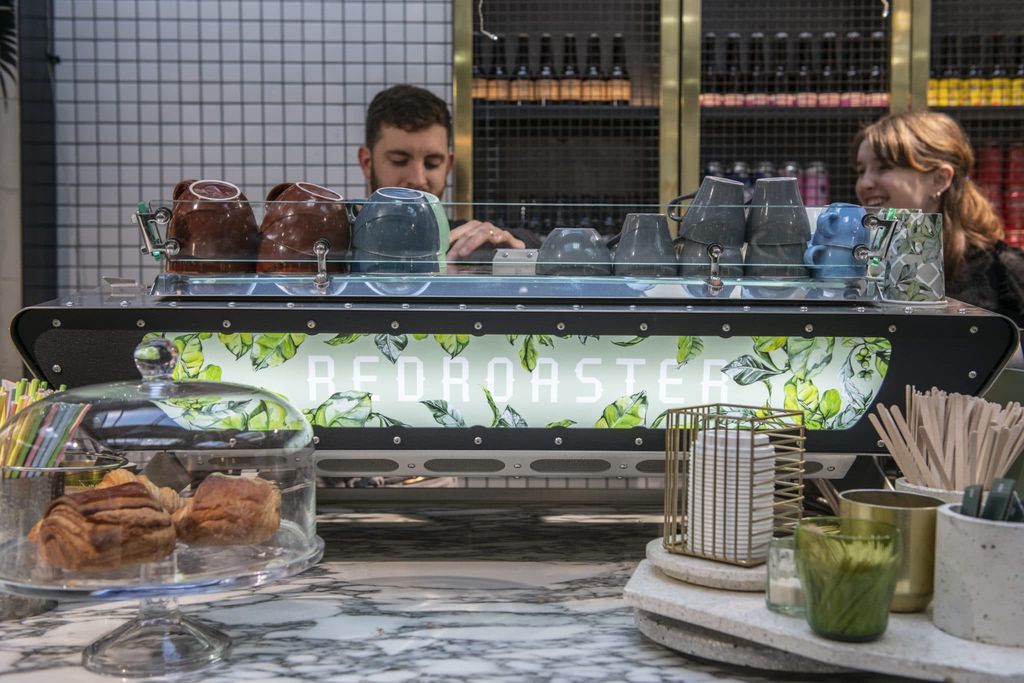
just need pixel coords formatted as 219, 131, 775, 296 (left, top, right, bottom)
447, 220, 525, 260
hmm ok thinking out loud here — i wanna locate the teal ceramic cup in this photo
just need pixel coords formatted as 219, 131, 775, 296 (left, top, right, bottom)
350, 187, 450, 274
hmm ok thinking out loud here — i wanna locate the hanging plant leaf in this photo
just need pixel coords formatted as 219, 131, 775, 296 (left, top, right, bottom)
434, 334, 471, 358
721, 354, 784, 386
536, 335, 554, 348
612, 336, 647, 347
374, 334, 408, 364
421, 399, 467, 427
676, 336, 704, 366
519, 335, 538, 372
251, 333, 306, 371
218, 332, 253, 359
325, 333, 364, 346
412, 333, 429, 340
577, 335, 599, 344
650, 410, 670, 429
506, 334, 519, 345
595, 391, 648, 429
544, 419, 577, 428
305, 391, 373, 427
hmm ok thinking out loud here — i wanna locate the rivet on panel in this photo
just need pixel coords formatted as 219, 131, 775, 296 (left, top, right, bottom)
136, 319, 146, 328
306, 320, 316, 329
51, 319, 61, 328
474, 436, 483, 445
222, 320, 231, 329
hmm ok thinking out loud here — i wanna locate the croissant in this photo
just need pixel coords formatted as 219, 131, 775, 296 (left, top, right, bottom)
98, 469, 186, 514
173, 473, 281, 546
28, 482, 176, 570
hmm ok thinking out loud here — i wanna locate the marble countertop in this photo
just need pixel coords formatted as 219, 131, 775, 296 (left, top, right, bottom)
0, 506, 911, 683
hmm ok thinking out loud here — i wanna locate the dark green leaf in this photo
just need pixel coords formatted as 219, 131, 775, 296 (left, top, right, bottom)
481, 386, 501, 427
612, 336, 647, 347
721, 354, 784, 386
650, 410, 670, 429
595, 391, 648, 429
374, 334, 408, 364
421, 400, 467, 427
536, 335, 554, 348
506, 334, 519, 345
520, 336, 538, 372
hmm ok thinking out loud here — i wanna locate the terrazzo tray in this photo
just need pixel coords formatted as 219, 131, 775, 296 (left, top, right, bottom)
624, 560, 1024, 683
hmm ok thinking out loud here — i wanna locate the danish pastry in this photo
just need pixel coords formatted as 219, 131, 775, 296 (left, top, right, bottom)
172, 473, 281, 546
28, 482, 176, 570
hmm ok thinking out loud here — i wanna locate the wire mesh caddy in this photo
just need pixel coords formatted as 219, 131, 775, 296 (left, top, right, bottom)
664, 404, 806, 567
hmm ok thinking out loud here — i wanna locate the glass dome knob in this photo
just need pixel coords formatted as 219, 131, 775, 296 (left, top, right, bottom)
134, 338, 179, 380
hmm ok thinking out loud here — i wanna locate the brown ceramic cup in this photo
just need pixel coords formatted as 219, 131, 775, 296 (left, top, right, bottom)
166, 179, 259, 273
257, 182, 350, 274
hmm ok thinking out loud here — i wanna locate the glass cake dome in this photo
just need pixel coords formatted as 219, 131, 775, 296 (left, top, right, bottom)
0, 337, 322, 676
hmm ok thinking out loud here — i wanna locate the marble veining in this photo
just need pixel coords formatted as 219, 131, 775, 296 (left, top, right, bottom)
0, 507, 898, 682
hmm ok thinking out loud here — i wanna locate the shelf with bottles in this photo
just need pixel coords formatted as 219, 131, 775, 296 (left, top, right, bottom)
700, 30, 890, 112
472, 31, 635, 109
927, 32, 1024, 108
701, 106, 887, 121
473, 103, 658, 124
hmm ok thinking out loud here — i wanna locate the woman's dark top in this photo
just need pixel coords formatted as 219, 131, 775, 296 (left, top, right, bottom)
946, 241, 1024, 328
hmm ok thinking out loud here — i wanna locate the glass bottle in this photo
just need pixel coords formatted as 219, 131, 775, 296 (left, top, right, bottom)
987, 33, 1010, 106
535, 33, 559, 105
701, 32, 722, 107
961, 34, 984, 106
723, 32, 744, 106
486, 34, 510, 102
609, 33, 631, 106
795, 32, 817, 107
867, 30, 889, 107
1013, 33, 1024, 106
560, 33, 582, 104
472, 33, 487, 101
841, 31, 864, 107
745, 32, 769, 106
582, 33, 607, 104
937, 34, 960, 106
770, 32, 794, 107
819, 31, 840, 106
511, 34, 535, 105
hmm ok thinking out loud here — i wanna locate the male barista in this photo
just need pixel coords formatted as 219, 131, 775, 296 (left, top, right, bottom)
358, 84, 541, 264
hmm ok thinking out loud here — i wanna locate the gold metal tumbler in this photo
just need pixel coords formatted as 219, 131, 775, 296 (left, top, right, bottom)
838, 489, 943, 612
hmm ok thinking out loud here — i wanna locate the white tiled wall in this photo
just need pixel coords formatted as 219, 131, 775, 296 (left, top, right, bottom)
52, 0, 452, 293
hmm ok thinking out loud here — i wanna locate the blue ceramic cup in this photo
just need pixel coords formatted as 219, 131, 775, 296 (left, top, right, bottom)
350, 187, 450, 274
812, 203, 868, 249
804, 244, 867, 279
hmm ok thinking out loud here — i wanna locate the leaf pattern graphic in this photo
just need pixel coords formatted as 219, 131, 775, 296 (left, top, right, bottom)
161, 397, 303, 431
219, 332, 253, 359
612, 336, 647, 347
481, 387, 528, 428
251, 333, 306, 371
577, 335, 599, 344
721, 354, 784, 386
786, 337, 835, 380
676, 336, 704, 366
519, 335, 538, 372
412, 334, 429, 340
371, 413, 410, 427
198, 365, 222, 381
650, 410, 670, 429
434, 334, 471, 358
544, 419, 577, 428
752, 336, 788, 353
305, 391, 373, 427
595, 391, 648, 429
172, 334, 204, 379
325, 333, 364, 346
421, 400, 467, 427
374, 334, 408, 364
506, 334, 519, 345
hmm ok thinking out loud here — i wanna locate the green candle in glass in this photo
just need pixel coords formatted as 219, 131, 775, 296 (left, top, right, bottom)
795, 516, 902, 642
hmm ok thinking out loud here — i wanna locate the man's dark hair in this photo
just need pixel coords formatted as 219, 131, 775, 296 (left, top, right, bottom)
365, 85, 452, 149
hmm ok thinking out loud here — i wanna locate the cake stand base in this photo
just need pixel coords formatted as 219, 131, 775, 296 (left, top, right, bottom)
82, 597, 230, 677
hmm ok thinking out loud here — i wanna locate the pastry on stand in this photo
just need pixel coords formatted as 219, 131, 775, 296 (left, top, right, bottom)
0, 338, 323, 677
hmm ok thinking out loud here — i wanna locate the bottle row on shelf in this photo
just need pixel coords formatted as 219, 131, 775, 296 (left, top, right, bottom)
703, 160, 831, 207
701, 30, 889, 108
928, 33, 1024, 107
976, 141, 1024, 247
472, 32, 632, 106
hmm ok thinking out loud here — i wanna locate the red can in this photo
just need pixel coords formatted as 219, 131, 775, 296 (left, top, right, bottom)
976, 142, 1003, 186
1007, 143, 1024, 188
799, 161, 830, 206
1005, 188, 1024, 248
